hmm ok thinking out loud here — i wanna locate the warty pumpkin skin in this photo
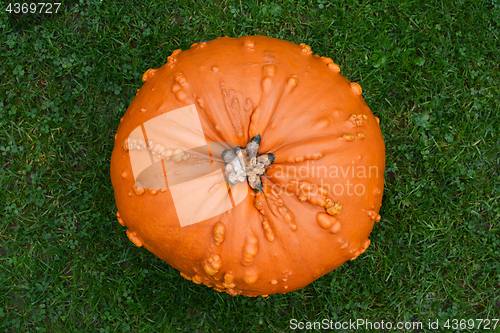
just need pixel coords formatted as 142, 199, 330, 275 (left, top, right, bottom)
110, 35, 385, 297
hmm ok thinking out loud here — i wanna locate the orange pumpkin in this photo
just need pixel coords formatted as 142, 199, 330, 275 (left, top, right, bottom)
110, 35, 385, 297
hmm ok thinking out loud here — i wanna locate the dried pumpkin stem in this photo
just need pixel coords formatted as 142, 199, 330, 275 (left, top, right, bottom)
222, 134, 275, 192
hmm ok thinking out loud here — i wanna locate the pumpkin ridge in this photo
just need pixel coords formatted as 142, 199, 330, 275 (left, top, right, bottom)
248, 63, 287, 140
252, 188, 313, 286
186, 74, 228, 144
260, 180, 298, 231
271, 134, 357, 164
219, 79, 246, 141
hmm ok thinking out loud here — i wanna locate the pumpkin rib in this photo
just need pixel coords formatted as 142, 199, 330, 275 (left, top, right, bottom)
256, 55, 356, 153
248, 64, 288, 139
258, 181, 339, 281
270, 135, 347, 164
252, 186, 314, 285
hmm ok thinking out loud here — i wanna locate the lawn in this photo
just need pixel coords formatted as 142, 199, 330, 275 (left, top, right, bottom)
1, 0, 499, 332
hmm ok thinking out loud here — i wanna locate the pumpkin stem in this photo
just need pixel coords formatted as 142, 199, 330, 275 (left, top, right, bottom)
222, 134, 274, 191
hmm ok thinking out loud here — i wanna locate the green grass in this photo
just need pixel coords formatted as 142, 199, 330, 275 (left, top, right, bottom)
1, 0, 499, 332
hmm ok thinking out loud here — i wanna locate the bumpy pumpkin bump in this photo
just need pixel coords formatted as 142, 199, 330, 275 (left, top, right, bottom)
110, 36, 385, 297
